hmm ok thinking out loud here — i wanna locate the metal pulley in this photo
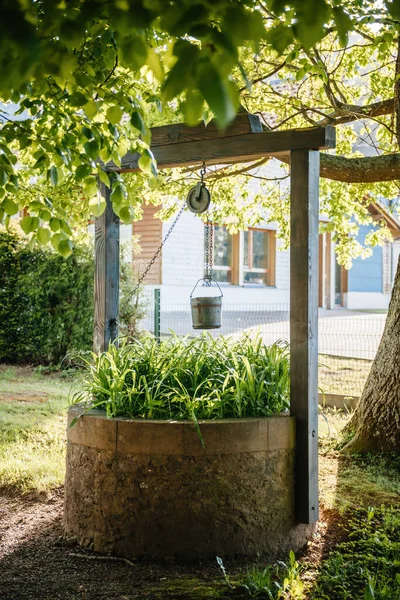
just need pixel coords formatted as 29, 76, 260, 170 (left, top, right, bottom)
186, 163, 210, 214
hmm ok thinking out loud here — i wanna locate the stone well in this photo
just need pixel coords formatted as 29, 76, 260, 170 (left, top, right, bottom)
63, 406, 314, 560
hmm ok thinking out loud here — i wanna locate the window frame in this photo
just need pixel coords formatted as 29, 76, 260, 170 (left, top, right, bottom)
203, 225, 276, 287
206, 224, 234, 284
242, 228, 276, 287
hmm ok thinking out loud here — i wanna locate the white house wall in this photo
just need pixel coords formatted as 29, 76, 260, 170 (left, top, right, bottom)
159, 209, 290, 310
344, 292, 391, 310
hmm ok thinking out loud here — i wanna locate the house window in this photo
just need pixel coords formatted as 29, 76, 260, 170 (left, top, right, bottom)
206, 225, 233, 283
204, 225, 275, 286
243, 229, 275, 286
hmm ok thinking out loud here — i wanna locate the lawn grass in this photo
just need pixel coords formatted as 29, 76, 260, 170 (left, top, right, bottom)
0, 365, 75, 493
319, 354, 371, 397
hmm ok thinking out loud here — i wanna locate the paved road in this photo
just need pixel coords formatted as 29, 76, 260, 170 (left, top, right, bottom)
141, 307, 387, 361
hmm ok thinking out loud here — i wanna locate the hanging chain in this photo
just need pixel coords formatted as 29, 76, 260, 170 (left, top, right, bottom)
201, 162, 214, 285
205, 218, 209, 281
209, 218, 214, 273
131, 200, 186, 298
132, 162, 209, 298
200, 162, 206, 185
204, 216, 214, 285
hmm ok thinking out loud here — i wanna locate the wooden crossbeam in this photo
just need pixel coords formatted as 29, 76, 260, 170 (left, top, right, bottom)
107, 121, 335, 173
150, 113, 262, 146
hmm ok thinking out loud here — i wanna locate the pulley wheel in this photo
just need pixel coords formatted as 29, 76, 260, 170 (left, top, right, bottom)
186, 184, 211, 214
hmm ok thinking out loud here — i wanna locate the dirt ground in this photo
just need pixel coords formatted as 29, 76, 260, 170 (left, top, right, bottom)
0, 488, 345, 600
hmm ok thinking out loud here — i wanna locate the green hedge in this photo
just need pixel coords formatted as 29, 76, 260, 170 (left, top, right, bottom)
0, 229, 94, 364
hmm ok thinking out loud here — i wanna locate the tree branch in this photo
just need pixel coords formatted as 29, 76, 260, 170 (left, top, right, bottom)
318, 98, 395, 126
319, 153, 400, 183
239, 60, 287, 93
274, 151, 400, 183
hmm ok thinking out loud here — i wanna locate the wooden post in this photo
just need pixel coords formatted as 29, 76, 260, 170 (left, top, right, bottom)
93, 183, 120, 353
290, 149, 320, 524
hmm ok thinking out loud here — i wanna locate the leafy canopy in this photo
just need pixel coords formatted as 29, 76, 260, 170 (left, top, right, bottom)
0, 0, 399, 263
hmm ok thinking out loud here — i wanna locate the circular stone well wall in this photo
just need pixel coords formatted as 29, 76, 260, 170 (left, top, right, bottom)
63, 407, 314, 560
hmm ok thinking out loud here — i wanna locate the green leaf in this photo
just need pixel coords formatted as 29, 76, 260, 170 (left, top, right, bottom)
106, 106, 123, 126
76, 164, 93, 180
83, 101, 98, 120
39, 209, 51, 221
28, 201, 44, 212
69, 91, 87, 107
183, 89, 204, 126
97, 168, 111, 187
0, 170, 8, 187
293, 1, 330, 49
119, 35, 148, 71
198, 64, 238, 128
147, 48, 164, 82
119, 205, 135, 223
266, 24, 294, 54
386, 0, 400, 20
51, 232, 63, 251
84, 140, 99, 160
36, 226, 51, 245
82, 126, 94, 140
60, 220, 73, 236
364, 582, 375, 600
333, 7, 352, 46
2, 198, 19, 216
138, 154, 153, 174
111, 183, 127, 205
49, 217, 61, 232
33, 154, 47, 171
83, 175, 98, 197
130, 111, 146, 135
58, 239, 74, 258
48, 166, 59, 187
162, 44, 199, 100
89, 195, 107, 217
20, 216, 40, 234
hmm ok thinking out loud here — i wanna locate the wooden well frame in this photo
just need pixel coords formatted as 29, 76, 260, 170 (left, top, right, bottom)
94, 114, 336, 525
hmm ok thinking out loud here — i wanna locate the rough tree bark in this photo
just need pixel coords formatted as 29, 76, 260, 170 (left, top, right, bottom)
342, 37, 400, 453
343, 257, 400, 452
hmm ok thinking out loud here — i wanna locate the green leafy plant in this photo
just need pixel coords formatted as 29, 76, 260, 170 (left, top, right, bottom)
242, 551, 304, 599
217, 551, 304, 599
71, 334, 290, 423
311, 507, 400, 600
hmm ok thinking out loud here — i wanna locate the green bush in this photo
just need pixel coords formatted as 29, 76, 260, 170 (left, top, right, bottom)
72, 334, 290, 424
0, 228, 94, 364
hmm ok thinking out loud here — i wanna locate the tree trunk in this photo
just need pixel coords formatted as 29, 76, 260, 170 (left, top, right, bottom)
343, 258, 400, 453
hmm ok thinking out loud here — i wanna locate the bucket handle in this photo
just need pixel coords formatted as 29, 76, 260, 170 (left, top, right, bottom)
190, 277, 223, 299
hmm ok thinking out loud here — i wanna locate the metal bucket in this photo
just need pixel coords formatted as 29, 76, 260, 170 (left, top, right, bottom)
190, 278, 223, 330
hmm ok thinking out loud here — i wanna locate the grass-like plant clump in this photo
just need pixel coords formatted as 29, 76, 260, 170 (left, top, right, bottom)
72, 334, 290, 422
